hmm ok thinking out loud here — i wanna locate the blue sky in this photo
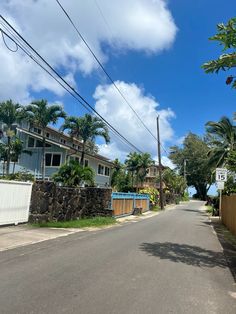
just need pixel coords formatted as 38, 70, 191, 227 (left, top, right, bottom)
0, 0, 235, 169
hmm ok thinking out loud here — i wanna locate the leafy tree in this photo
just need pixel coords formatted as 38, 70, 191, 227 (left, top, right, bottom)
136, 153, 154, 188
226, 150, 236, 172
125, 152, 153, 188
111, 158, 123, 187
125, 152, 140, 187
10, 138, 32, 174
139, 187, 159, 205
0, 100, 25, 174
202, 17, 236, 88
222, 174, 236, 195
161, 168, 186, 195
205, 116, 236, 167
24, 99, 66, 179
0, 142, 7, 175
169, 133, 213, 200
111, 158, 133, 192
53, 160, 94, 187
61, 114, 110, 166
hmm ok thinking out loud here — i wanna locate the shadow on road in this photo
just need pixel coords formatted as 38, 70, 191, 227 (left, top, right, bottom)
140, 242, 227, 268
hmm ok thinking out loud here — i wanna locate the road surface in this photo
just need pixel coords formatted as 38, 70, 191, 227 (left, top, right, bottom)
0, 201, 235, 314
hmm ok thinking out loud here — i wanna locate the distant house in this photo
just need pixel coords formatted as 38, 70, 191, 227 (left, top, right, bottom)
0, 121, 113, 187
142, 164, 166, 189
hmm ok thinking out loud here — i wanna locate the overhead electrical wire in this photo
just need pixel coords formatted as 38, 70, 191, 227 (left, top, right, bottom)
55, 0, 169, 157
0, 16, 143, 154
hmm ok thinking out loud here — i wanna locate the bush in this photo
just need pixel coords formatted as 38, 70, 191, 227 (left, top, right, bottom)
0, 172, 34, 182
139, 187, 159, 205
181, 192, 189, 201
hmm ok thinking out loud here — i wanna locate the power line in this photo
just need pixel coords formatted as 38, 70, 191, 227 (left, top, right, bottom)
0, 16, 143, 154
55, 0, 170, 157
93, 0, 114, 38
55, 0, 161, 142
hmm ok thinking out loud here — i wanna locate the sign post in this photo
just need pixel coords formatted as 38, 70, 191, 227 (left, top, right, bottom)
215, 168, 227, 220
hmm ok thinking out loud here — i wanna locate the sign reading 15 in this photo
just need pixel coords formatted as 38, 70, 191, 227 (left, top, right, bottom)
215, 168, 227, 182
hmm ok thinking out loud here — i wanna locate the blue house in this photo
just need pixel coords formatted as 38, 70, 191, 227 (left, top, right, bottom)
0, 122, 113, 187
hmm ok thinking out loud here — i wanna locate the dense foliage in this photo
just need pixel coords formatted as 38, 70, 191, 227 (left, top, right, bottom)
202, 17, 236, 88
205, 116, 236, 167
61, 114, 110, 166
53, 160, 95, 187
24, 99, 66, 179
169, 133, 213, 200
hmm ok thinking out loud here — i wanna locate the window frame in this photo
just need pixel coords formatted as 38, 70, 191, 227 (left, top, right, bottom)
97, 163, 110, 177
45, 152, 62, 167
27, 136, 51, 148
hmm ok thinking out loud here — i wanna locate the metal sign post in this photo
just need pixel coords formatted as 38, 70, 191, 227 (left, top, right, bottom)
215, 171, 226, 221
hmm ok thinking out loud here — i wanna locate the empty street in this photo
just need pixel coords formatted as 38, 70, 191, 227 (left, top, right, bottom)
0, 201, 235, 314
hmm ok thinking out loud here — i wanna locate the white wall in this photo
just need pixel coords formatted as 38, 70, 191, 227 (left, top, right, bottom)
0, 180, 33, 226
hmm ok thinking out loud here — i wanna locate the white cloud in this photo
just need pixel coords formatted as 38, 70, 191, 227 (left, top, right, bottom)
0, 0, 177, 102
161, 156, 175, 169
94, 81, 175, 160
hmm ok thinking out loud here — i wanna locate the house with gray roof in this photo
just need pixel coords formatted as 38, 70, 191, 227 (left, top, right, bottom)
0, 121, 113, 187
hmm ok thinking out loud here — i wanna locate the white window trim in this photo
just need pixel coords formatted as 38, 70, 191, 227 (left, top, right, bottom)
97, 163, 110, 177
45, 152, 62, 168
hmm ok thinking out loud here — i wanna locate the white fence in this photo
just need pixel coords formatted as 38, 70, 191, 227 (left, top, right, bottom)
0, 180, 33, 226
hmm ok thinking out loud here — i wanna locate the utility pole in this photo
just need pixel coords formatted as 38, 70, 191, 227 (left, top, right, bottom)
157, 116, 164, 209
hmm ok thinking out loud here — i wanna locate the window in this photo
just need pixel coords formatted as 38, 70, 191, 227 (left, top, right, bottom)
28, 137, 35, 147
84, 159, 89, 167
36, 140, 43, 147
28, 136, 51, 148
46, 132, 50, 138
60, 138, 66, 144
98, 164, 104, 175
105, 167, 110, 176
33, 127, 41, 134
45, 153, 61, 167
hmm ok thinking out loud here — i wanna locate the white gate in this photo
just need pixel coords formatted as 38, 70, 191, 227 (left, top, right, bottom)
0, 180, 33, 226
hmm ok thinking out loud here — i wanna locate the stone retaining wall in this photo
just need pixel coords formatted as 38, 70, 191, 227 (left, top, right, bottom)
29, 181, 112, 223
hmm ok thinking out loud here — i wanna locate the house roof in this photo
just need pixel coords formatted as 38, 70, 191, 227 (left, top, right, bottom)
17, 127, 114, 166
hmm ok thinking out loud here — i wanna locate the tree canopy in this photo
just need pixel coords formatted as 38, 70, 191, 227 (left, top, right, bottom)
205, 116, 236, 167
169, 133, 213, 200
202, 17, 236, 88
61, 114, 110, 166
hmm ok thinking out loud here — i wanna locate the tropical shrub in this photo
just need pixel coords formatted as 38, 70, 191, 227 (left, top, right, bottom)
139, 187, 159, 205
53, 160, 95, 187
0, 171, 34, 182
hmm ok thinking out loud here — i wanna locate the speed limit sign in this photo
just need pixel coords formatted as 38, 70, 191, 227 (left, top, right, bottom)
216, 168, 227, 182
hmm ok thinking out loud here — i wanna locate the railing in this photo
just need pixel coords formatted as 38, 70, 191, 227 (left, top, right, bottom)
0, 180, 33, 226
111, 192, 150, 217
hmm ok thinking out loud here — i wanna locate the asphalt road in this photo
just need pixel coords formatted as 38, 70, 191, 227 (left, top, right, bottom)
0, 201, 236, 314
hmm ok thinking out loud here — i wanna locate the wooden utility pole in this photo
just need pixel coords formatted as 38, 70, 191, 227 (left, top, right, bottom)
157, 116, 164, 209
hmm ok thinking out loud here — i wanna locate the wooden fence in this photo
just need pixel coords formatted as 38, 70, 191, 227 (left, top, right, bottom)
221, 195, 236, 236
111, 192, 150, 217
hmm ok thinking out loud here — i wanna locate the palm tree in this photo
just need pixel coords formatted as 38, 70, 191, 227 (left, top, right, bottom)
0, 100, 25, 174
125, 152, 153, 188
205, 116, 236, 167
10, 138, 32, 174
136, 153, 154, 188
61, 114, 110, 166
53, 160, 94, 187
125, 152, 140, 187
24, 99, 66, 179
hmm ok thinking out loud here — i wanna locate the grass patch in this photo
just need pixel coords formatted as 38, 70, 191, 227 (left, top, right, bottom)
33, 216, 117, 228
206, 205, 214, 214
151, 205, 160, 212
